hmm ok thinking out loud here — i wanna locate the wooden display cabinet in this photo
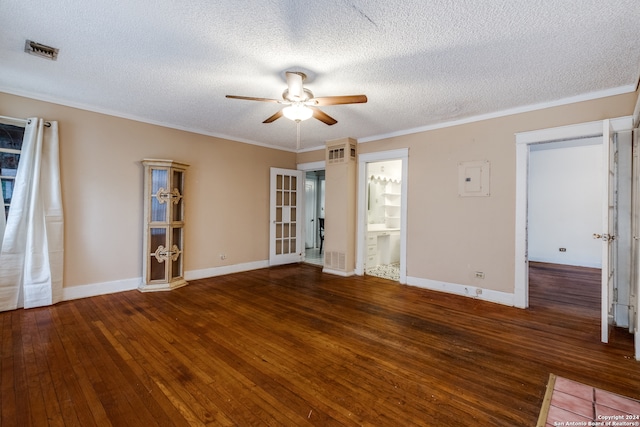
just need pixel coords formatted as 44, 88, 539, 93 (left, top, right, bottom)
139, 159, 189, 292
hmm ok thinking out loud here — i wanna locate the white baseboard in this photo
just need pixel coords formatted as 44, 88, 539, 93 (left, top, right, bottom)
406, 276, 515, 307
185, 260, 269, 281
63, 277, 140, 301
322, 268, 355, 277
62, 264, 516, 310
62, 260, 270, 301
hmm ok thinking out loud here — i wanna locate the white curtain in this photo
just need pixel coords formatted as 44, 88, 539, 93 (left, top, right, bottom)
0, 118, 64, 311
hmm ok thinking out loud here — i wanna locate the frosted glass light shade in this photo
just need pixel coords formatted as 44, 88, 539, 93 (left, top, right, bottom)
283, 104, 313, 121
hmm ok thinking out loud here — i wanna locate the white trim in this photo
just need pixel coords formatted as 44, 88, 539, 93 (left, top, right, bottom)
0, 115, 28, 127
360, 85, 636, 144
516, 117, 634, 145
356, 148, 409, 283
61, 260, 270, 301
513, 116, 634, 310
0, 87, 300, 153
297, 144, 326, 154
406, 276, 515, 307
633, 90, 640, 128
322, 267, 355, 277
514, 140, 529, 308
297, 160, 326, 171
62, 277, 140, 301
185, 260, 269, 281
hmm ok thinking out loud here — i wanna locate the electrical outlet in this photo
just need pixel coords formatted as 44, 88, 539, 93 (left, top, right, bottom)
475, 271, 485, 279
559, 248, 566, 252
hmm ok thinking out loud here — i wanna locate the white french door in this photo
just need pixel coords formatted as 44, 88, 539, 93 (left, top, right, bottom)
269, 168, 304, 266
599, 119, 616, 343
632, 127, 640, 359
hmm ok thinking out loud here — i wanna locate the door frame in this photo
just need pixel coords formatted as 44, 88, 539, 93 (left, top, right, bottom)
304, 176, 317, 249
514, 117, 633, 309
356, 149, 409, 283
297, 160, 326, 261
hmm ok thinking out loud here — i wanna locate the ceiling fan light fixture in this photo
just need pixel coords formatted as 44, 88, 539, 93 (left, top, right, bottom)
282, 103, 313, 122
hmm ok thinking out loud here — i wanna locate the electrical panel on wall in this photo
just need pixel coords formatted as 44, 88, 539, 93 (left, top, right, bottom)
458, 160, 490, 197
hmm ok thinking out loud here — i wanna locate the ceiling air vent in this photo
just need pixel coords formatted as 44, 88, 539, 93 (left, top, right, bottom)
24, 40, 59, 61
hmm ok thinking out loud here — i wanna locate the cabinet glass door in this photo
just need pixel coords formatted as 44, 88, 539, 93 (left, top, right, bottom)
149, 227, 168, 282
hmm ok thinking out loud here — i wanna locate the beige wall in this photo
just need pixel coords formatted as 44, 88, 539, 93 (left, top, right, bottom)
296, 148, 325, 165
358, 92, 638, 294
0, 92, 296, 289
2, 89, 637, 300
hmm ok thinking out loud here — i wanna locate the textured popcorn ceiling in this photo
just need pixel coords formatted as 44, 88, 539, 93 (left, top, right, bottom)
0, 1, 639, 151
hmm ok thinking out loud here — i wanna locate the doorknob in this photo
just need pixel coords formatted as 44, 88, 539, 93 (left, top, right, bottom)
593, 233, 615, 241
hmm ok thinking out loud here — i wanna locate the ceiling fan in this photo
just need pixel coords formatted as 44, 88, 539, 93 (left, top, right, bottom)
225, 71, 367, 126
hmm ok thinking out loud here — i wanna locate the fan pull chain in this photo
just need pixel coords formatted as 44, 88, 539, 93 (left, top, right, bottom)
296, 121, 301, 151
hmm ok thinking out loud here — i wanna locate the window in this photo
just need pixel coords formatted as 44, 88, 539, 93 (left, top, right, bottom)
0, 123, 25, 219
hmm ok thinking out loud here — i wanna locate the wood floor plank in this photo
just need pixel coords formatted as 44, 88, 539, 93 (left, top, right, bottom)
0, 315, 19, 426
49, 305, 112, 427
1, 262, 638, 426
16, 311, 49, 426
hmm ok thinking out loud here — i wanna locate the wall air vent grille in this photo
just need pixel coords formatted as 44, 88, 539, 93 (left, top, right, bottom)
327, 146, 345, 164
327, 142, 356, 165
24, 40, 59, 61
325, 251, 346, 271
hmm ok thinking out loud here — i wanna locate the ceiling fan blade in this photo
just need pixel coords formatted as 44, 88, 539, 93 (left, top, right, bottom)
310, 107, 337, 126
263, 109, 283, 123
226, 95, 280, 103
285, 72, 305, 101
312, 95, 368, 106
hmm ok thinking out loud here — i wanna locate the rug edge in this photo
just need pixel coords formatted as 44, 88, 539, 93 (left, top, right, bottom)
536, 373, 557, 427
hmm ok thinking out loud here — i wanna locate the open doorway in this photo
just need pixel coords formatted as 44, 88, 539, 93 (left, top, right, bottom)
515, 118, 635, 346
527, 138, 603, 314
356, 149, 408, 283
364, 160, 402, 280
304, 170, 325, 267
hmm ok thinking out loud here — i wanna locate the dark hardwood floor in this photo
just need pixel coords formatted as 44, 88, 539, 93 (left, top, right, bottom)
1, 262, 638, 426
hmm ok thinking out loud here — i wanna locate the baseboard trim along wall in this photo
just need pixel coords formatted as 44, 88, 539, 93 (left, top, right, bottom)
185, 260, 270, 281
62, 260, 270, 302
62, 277, 140, 301
61, 262, 515, 307
406, 276, 515, 307
322, 267, 356, 277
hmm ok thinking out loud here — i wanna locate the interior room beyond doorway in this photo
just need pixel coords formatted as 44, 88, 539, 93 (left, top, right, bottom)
365, 159, 402, 280
305, 170, 325, 267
